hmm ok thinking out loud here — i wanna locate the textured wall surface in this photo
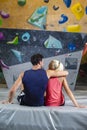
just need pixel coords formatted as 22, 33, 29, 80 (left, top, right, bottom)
0, 0, 87, 32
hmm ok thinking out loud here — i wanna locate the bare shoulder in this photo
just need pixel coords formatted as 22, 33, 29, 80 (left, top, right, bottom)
58, 77, 65, 82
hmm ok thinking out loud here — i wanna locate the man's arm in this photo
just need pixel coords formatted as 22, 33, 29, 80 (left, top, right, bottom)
46, 69, 69, 79
2, 72, 24, 104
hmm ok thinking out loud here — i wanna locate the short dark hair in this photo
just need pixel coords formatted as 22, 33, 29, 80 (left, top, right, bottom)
31, 53, 43, 65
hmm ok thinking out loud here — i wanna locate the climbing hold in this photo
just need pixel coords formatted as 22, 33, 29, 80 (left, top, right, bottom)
18, 0, 26, 6
22, 32, 30, 42
0, 32, 4, 40
85, 6, 87, 14
44, 0, 49, 3
30, 14, 44, 23
11, 49, 23, 62
70, 82, 74, 85
44, 35, 62, 49
71, 2, 84, 20
63, 0, 71, 8
7, 36, 18, 45
37, 6, 47, 14
28, 6, 48, 29
59, 14, 68, 24
33, 36, 37, 42
55, 50, 61, 55
0, 11, 10, 18
0, 59, 9, 69
66, 24, 81, 32
68, 43, 76, 51
53, 5, 59, 11
0, 18, 3, 26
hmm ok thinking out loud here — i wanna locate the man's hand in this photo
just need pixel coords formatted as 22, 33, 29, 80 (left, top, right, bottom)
1, 100, 13, 104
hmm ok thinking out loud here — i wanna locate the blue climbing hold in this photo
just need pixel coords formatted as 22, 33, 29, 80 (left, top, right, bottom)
37, 6, 47, 14
68, 43, 76, 51
85, 6, 87, 14
59, 14, 68, 24
11, 49, 23, 62
63, 0, 71, 8
22, 32, 30, 42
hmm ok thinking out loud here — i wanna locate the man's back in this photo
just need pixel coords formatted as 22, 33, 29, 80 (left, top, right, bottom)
22, 69, 48, 106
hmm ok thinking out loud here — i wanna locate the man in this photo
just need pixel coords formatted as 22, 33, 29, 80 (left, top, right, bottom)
2, 53, 68, 106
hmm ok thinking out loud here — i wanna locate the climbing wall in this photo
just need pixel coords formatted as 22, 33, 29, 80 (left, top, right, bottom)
0, 0, 87, 32
0, 0, 87, 89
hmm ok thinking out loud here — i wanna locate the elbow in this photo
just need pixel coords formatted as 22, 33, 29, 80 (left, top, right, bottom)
10, 88, 16, 94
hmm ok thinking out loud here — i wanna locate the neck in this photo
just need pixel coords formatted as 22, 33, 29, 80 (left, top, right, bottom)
32, 64, 42, 70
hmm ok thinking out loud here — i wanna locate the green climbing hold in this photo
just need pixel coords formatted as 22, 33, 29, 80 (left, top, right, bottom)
18, 0, 26, 6
7, 36, 19, 45
0, 18, 3, 26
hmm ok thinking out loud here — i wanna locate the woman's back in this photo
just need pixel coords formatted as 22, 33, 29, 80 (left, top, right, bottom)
45, 77, 65, 106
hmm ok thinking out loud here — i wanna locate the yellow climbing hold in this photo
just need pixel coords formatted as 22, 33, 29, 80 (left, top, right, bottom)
66, 24, 81, 32
71, 2, 84, 20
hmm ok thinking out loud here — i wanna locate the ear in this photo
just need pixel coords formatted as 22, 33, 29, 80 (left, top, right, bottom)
38, 61, 41, 65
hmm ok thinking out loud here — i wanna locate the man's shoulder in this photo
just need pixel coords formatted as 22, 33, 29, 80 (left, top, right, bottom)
24, 69, 32, 73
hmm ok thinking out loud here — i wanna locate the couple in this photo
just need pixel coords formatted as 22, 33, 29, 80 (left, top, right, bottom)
2, 53, 84, 107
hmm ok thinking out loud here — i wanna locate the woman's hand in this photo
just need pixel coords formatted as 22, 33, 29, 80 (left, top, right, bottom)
77, 105, 87, 108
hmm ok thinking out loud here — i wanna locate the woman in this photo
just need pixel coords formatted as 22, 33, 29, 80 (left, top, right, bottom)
45, 60, 85, 107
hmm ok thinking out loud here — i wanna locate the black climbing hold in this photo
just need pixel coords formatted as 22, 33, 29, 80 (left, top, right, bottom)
53, 5, 59, 11
44, 0, 49, 3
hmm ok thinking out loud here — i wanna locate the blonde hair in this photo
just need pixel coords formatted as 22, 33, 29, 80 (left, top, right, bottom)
48, 60, 64, 71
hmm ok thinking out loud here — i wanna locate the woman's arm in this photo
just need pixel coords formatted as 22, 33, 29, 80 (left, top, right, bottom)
2, 72, 24, 104
63, 77, 83, 107
46, 69, 69, 79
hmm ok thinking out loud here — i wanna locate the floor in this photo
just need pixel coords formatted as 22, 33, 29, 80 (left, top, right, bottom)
0, 89, 87, 130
